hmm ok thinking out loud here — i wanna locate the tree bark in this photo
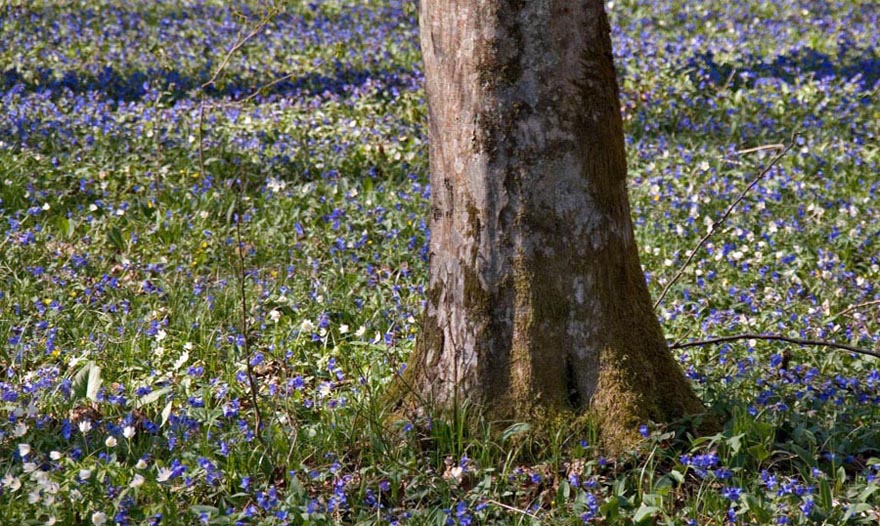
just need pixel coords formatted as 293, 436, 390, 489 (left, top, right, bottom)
394, 0, 704, 452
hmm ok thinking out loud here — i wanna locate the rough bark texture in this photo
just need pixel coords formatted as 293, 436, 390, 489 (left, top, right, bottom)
393, 0, 704, 453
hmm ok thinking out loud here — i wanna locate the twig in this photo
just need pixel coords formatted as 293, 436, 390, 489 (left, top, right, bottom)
238, 71, 299, 104
485, 499, 541, 520
669, 333, 880, 360
197, 95, 207, 178
718, 67, 737, 93
735, 143, 785, 155
834, 299, 880, 318
234, 178, 266, 446
196, 6, 278, 179
654, 138, 796, 309
200, 14, 274, 91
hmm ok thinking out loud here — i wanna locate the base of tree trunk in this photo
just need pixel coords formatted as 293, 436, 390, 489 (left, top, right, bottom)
387, 313, 711, 456
393, 0, 714, 456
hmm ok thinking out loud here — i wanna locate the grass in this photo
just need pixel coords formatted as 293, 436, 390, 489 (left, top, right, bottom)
1, 0, 879, 524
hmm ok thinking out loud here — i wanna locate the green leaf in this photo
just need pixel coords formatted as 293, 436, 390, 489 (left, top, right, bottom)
600, 496, 620, 522
500, 422, 531, 442
818, 478, 832, 510
743, 494, 772, 523
86, 364, 102, 402
726, 433, 745, 455
558, 480, 571, 502
633, 503, 660, 524
134, 386, 171, 408
107, 226, 125, 250
190, 505, 219, 515
843, 502, 875, 522
71, 360, 95, 399
747, 444, 770, 463
161, 400, 174, 427
836, 466, 847, 490
856, 484, 877, 503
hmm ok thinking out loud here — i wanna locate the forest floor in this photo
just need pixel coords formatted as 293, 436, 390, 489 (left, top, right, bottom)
1, 1, 878, 524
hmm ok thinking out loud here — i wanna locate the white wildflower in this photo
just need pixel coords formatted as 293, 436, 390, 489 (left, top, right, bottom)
156, 467, 172, 483
18, 443, 31, 457
46, 482, 60, 495
31, 470, 49, 485
129, 474, 145, 488
91, 511, 107, 526
123, 426, 136, 439
173, 351, 189, 370
79, 469, 92, 480
13, 422, 28, 437
105, 436, 117, 448
2, 474, 21, 491
267, 177, 287, 193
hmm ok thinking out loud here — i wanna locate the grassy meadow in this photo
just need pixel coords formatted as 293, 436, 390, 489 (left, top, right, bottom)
1, 0, 879, 524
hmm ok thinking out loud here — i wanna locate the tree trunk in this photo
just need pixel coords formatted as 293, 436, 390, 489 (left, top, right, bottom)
395, 0, 704, 452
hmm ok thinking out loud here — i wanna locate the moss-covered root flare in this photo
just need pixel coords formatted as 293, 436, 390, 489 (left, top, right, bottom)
591, 342, 706, 456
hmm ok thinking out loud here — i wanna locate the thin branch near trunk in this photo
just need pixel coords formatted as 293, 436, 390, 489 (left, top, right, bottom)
653, 138, 796, 309
485, 499, 541, 520
669, 333, 880, 360
735, 143, 785, 155
196, 7, 279, 180
834, 300, 880, 318
235, 179, 266, 446
200, 12, 275, 92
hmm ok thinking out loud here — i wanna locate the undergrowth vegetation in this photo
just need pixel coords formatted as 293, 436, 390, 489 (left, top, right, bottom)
1, 0, 878, 524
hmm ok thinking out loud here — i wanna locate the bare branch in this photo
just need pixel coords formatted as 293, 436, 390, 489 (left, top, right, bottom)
201, 13, 275, 91
669, 333, 880, 360
654, 138, 796, 309
735, 143, 785, 155
834, 299, 880, 318
485, 499, 541, 519
234, 178, 266, 446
